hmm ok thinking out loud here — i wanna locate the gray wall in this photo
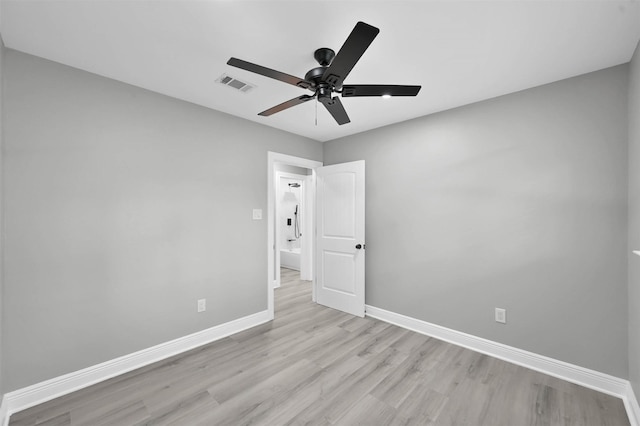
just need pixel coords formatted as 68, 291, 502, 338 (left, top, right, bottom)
2, 49, 321, 392
629, 40, 640, 403
324, 65, 629, 377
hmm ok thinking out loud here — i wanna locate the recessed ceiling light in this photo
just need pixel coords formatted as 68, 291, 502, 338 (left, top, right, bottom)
382, 94, 392, 99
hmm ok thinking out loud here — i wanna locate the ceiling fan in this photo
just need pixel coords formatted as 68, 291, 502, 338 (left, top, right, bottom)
226, 21, 421, 125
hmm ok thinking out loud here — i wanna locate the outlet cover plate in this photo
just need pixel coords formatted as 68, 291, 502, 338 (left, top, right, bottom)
197, 299, 206, 313
495, 307, 506, 324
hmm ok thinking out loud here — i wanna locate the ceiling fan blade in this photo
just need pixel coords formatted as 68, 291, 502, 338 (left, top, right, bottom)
321, 22, 379, 89
341, 85, 422, 97
258, 94, 315, 117
227, 58, 311, 89
320, 96, 350, 125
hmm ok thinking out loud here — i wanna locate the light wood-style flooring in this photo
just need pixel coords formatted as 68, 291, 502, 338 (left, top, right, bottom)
10, 268, 630, 425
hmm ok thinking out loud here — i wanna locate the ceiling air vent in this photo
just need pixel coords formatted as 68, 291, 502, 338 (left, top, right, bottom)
216, 74, 255, 93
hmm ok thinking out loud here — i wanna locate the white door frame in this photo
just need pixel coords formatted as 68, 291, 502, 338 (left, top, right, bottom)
300, 173, 314, 281
267, 152, 323, 320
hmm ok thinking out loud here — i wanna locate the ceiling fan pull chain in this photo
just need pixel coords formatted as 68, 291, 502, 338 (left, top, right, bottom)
315, 97, 318, 126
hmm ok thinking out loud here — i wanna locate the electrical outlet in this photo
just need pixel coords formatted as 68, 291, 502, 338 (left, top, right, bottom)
197, 299, 206, 313
495, 308, 506, 324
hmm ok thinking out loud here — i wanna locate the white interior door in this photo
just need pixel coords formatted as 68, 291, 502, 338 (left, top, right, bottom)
316, 160, 365, 317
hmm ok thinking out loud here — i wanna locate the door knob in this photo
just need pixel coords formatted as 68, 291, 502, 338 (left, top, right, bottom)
355, 244, 362, 249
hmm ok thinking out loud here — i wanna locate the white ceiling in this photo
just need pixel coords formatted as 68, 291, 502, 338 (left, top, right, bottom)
1, 1, 639, 142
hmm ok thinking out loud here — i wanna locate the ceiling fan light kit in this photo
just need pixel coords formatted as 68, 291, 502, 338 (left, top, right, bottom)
227, 21, 421, 125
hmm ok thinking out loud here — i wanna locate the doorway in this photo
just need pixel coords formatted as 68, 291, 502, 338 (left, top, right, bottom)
274, 170, 311, 287
267, 152, 366, 320
267, 152, 322, 320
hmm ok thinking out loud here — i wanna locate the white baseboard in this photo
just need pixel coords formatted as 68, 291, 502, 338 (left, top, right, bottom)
0, 309, 270, 426
365, 305, 637, 425
281, 265, 300, 272
0, 396, 7, 426
626, 382, 640, 426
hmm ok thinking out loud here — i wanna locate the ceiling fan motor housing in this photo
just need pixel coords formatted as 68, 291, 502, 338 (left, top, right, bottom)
304, 66, 327, 85
308, 48, 340, 99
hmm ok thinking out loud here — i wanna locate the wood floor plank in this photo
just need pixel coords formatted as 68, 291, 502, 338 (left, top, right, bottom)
9, 268, 631, 426
139, 390, 218, 426
285, 346, 409, 425
370, 338, 447, 408
36, 413, 71, 426
388, 330, 432, 355
333, 394, 398, 425
203, 359, 322, 425
207, 325, 338, 403
396, 384, 449, 425
72, 399, 149, 426
310, 321, 395, 368
251, 354, 369, 425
